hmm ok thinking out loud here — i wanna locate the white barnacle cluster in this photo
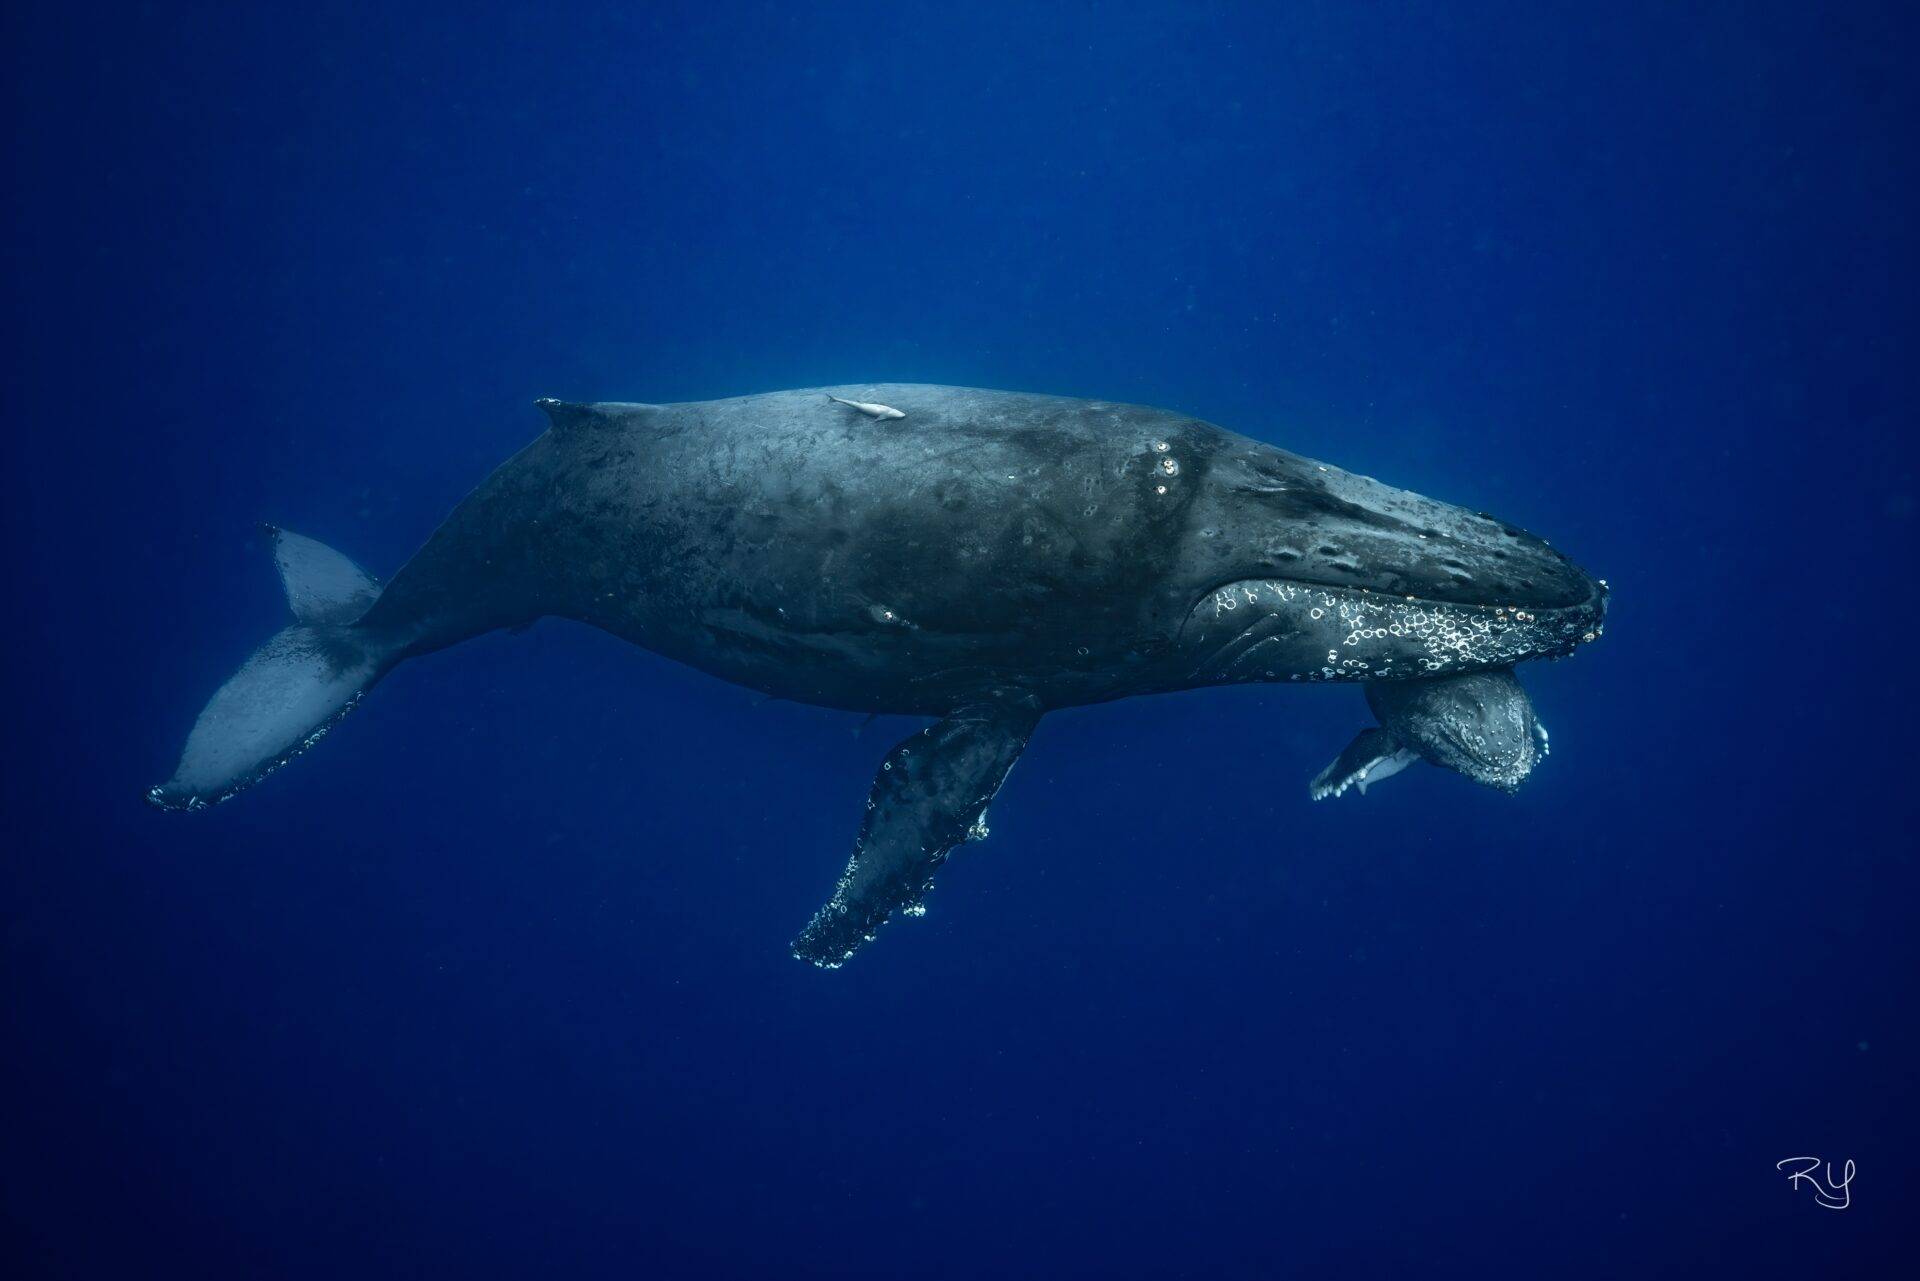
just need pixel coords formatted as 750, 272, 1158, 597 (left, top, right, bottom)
1149, 440, 1179, 493
1441, 696, 1543, 788
1324, 587, 1581, 679
1202, 580, 1591, 683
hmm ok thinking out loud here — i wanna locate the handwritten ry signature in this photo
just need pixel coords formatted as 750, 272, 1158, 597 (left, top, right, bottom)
1777, 1157, 1855, 1210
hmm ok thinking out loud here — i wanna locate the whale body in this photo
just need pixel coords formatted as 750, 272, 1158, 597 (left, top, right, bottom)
150, 384, 1607, 966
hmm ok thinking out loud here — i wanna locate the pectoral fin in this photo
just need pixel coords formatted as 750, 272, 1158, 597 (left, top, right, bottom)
1308, 728, 1418, 801
792, 695, 1043, 968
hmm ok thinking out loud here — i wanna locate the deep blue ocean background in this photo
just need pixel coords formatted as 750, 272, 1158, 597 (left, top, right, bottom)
4, 2, 1915, 1276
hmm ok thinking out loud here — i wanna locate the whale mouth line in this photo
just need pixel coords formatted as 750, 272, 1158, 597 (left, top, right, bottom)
1196, 571, 1609, 625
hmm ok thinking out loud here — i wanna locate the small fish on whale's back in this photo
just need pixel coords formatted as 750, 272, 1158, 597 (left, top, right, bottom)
826, 394, 906, 421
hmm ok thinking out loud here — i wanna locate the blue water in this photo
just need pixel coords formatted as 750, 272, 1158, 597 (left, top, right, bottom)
5, 2, 1914, 1276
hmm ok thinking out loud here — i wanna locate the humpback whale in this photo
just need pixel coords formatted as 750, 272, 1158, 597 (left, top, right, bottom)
149, 385, 1607, 967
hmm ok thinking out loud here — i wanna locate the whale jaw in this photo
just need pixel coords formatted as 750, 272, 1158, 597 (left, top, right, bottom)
1176, 575, 1606, 688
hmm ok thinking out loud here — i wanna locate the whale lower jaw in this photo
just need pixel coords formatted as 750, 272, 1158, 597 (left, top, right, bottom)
1180, 575, 1608, 686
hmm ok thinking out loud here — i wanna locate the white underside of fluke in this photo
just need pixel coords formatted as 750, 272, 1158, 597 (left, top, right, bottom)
148, 528, 390, 810
151, 626, 379, 809
269, 526, 381, 624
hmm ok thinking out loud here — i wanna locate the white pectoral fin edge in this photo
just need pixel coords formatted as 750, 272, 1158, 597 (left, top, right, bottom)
1310, 728, 1419, 801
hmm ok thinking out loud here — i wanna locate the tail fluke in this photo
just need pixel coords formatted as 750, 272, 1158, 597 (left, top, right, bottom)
146, 528, 399, 812
268, 524, 380, 623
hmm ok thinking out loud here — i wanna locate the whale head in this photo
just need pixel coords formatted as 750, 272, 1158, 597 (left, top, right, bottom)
1172, 444, 1607, 685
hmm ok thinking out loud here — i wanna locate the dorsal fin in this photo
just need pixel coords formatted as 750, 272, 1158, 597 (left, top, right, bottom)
535, 398, 659, 431
535, 398, 599, 430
